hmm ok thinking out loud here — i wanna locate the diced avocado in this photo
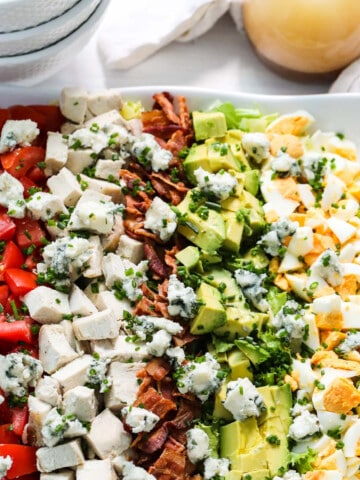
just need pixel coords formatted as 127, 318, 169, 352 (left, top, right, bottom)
220, 418, 261, 457
229, 448, 268, 473
215, 311, 268, 341
190, 282, 226, 334
214, 381, 233, 422
239, 191, 265, 235
243, 470, 271, 480
198, 424, 219, 458
260, 417, 289, 477
177, 191, 226, 252
200, 250, 222, 266
243, 170, 260, 196
224, 471, 242, 480
227, 349, 253, 381
183, 144, 211, 184
175, 246, 200, 270
221, 196, 245, 213
270, 384, 292, 430
242, 247, 269, 271
235, 339, 270, 366
222, 211, 244, 253
222, 130, 250, 170
207, 141, 243, 173
192, 111, 227, 141
257, 386, 276, 424
205, 268, 242, 300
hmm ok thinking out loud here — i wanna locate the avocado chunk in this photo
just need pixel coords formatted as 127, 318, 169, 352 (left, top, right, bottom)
205, 268, 242, 300
220, 417, 262, 457
214, 380, 233, 421
198, 424, 219, 458
229, 448, 268, 473
227, 349, 253, 381
222, 211, 244, 253
243, 470, 271, 480
192, 111, 227, 141
260, 417, 289, 476
215, 311, 268, 341
175, 246, 200, 270
177, 190, 226, 251
243, 170, 260, 196
190, 282, 226, 334
257, 386, 276, 424
221, 130, 250, 170
270, 384, 292, 430
235, 339, 270, 366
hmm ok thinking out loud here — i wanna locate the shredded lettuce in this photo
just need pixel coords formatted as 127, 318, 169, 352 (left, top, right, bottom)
288, 448, 317, 474
210, 101, 278, 132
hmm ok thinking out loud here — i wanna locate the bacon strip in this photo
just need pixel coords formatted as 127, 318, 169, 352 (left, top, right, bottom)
153, 93, 181, 125
144, 243, 169, 279
135, 387, 177, 419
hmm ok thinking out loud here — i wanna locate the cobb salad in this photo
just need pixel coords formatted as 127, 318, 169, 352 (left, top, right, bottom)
0, 87, 359, 480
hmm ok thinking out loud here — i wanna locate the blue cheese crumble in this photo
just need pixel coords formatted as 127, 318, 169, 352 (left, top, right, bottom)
241, 132, 270, 164
0, 119, 39, 153
0, 455, 12, 479
311, 248, 343, 287
144, 196, 177, 241
0, 171, 25, 218
258, 217, 298, 256
121, 406, 160, 434
41, 407, 87, 447
234, 269, 268, 312
167, 274, 198, 319
186, 427, 210, 464
203, 457, 230, 480
272, 300, 306, 343
131, 133, 172, 172
86, 356, 112, 393
337, 331, 360, 354
271, 152, 301, 177
193, 167, 237, 200
0, 352, 43, 397
222, 377, 265, 421
288, 409, 320, 441
176, 352, 223, 402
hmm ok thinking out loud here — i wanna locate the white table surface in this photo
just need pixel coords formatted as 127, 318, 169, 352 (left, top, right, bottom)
34, 6, 333, 96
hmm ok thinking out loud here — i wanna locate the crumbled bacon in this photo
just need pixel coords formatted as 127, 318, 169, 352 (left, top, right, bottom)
144, 243, 169, 279
153, 93, 181, 125
145, 358, 171, 381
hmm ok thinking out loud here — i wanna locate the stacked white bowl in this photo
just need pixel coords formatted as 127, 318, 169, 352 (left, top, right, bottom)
0, 0, 110, 84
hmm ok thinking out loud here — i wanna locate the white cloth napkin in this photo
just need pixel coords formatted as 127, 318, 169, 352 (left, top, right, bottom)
98, 0, 359, 93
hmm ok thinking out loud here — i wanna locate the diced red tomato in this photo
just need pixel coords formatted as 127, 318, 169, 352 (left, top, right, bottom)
23, 254, 39, 272
0, 424, 20, 444
10, 344, 38, 358
0, 443, 37, 478
18, 177, 39, 199
15, 217, 46, 249
0, 241, 24, 281
0, 146, 45, 179
10, 406, 28, 437
3, 294, 21, 317
0, 284, 9, 307
4, 269, 37, 296
0, 214, 16, 241
26, 165, 46, 184
0, 318, 33, 344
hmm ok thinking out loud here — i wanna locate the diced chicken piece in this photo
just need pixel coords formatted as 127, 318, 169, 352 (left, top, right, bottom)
83, 236, 103, 278
39, 324, 79, 374
45, 132, 68, 174
37, 439, 85, 473
26, 192, 66, 221
91, 335, 148, 363
101, 253, 124, 288
76, 459, 116, 480
94, 291, 131, 322
22, 287, 71, 324
51, 355, 92, 392
83, 280, 107, 304
35, 376, 61, 407
73, 309, 119, 341
105, 362, 144, 412
85, 409, 131, 459
66, 149, 95, 175
60, 319, 84, 355
94, 159, 124, 181
86, 89, 123, 116
83, 110, 124, 129
60, 87, 88, 124
69, 284, 98, 317
46, 223, 69, 239
78, 174, 123, 203
26, 396, 52, 446
68, 190, 115, 235
61, 122, 82, 135
40, 469, 75, 480
117, 234, 144, 264
127, 118, 143, 137
47, 167, 82, 207
101, 214, 124, 252
63, 386, 98, 423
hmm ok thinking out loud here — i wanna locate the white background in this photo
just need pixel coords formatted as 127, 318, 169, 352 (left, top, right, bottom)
36, 8, 333, 95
